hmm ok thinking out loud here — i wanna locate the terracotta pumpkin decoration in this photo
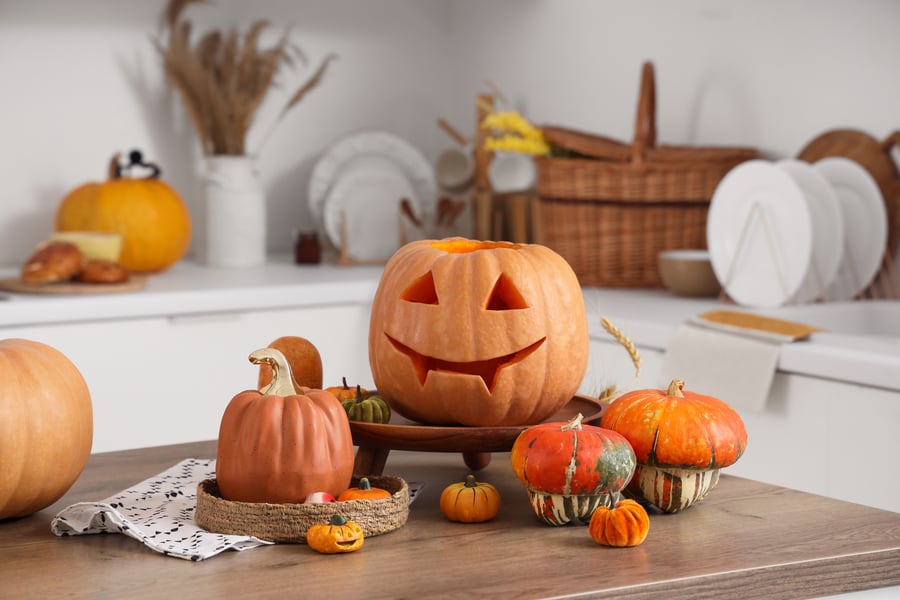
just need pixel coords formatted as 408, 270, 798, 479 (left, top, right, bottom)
439, 474, 501, 523
306, 514, 365, 553
216, 348, 354, 504
341, 386, 391, 424
0, 339, 93, 520
257, 336, 323, 391
589, 497, 650, 547
55, 151, 192, 273
601, 379, 747, 513
510, 413, 636, 526
369, 238, 589, 427
337, 477, 391, 501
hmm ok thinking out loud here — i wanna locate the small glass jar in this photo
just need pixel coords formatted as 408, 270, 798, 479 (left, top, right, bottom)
294, 231, 321, 264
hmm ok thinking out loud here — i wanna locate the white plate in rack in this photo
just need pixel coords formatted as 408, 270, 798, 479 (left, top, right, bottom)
308, 130, 436, 234
706, 160, 813, 307
322, 161, 417, 262
813, 157, 887, 301
776, 159, 844, 303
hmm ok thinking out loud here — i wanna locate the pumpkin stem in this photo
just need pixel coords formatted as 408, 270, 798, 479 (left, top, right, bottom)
249, 348, 296, 397
355, 384, 365, 403
561, 413, 584, 431
328, 514, 348, 526
358, 477, 373, 491
342, 376, 350, 390
109, 149, 162, 181
464, 473, 479, 488
607, 490, 622, 507
667, 379, 686, 398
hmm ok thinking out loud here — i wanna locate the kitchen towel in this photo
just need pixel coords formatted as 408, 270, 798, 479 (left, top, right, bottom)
659, 310, 820, 412
50, 458, 273, 561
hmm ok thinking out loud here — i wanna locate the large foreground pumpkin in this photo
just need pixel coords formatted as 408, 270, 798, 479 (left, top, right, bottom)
0, 339, 93, 520
55, 151, 192, 273
368, 238, 589, 427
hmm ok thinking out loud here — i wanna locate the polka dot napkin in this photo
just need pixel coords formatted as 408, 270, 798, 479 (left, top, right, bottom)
50, 458, 272, 561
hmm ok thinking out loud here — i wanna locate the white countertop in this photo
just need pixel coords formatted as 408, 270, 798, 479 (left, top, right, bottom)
1, 255, 897, 391
0, 255, 385, 327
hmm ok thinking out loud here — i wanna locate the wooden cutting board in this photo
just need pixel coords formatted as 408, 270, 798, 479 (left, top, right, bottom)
0, 275, 146, 295
797, 128, 900, 251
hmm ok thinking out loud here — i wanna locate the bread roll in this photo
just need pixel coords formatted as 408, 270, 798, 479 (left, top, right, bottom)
21, 241, 85, 284
75, 259, 130, 284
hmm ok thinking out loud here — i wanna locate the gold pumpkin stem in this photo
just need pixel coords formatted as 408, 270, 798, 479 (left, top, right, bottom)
249, 348, 296, 396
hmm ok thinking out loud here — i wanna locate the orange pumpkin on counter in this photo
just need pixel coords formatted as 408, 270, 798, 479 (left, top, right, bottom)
368, 238, 589, 427
0, 339, 93, 520
216, 348, 354, 504
55, 150, 191, 273
588, 498, 650, 547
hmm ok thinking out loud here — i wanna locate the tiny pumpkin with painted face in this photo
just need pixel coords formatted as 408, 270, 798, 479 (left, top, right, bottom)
368, 238, 589, 427
306, 514, 364, 553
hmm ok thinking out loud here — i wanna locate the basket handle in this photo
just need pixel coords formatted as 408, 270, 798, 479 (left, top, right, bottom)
631, 61, 657, 163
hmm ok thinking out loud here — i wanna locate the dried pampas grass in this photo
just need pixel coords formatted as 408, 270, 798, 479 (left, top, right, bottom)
156, 0, 335, 155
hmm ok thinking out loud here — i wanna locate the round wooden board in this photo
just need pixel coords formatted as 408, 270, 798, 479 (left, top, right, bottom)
797, 128, 900, 251
0, 275, 147, 295
349, 394, 607, 453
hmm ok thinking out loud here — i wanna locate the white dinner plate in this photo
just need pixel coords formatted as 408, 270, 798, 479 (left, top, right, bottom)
308, 130, 436, 234
707, 160, 813, 307
322, 162, 418, 262
776, 159, 844, 303
813, 157, 887, 301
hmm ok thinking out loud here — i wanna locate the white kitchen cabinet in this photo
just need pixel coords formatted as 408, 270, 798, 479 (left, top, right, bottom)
1, 302, 373, 453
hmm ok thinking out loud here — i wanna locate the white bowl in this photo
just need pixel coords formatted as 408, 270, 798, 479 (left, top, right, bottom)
658, 249, 721, 297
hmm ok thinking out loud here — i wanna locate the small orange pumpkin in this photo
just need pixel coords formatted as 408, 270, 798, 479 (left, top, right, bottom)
216, 348, 354, 504
257, 336, 323, 391
337, 477, 391, 501
439, 474, 501, 523
325, 377, 366, 401
0, 339, 93, 520
589, 498, 650, 547
306, 514, 364, 553
368, 238, 589, 427
55, 151, 192, 273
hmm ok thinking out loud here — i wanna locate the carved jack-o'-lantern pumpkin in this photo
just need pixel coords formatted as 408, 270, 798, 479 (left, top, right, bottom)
368, 238, 589, 427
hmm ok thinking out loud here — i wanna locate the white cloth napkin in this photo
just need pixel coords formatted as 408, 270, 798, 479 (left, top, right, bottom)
660, 319, 785, 412
51, 458, 272, 561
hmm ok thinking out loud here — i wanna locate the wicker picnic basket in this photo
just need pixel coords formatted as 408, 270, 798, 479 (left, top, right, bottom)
534, 62, 759, 288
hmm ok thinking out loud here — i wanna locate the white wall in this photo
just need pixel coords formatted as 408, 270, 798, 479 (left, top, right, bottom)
1, 0, 898, 265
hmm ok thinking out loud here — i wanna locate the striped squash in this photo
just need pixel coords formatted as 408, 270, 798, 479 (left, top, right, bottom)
601, 379, 747, 513
510, 413, 636, 526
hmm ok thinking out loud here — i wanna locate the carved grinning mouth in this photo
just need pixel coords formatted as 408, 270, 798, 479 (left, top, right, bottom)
385, 335, 545, 392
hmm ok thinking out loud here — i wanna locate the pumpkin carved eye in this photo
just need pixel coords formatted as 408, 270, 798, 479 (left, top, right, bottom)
486, 274, 528, 310
401, 271, 439, 304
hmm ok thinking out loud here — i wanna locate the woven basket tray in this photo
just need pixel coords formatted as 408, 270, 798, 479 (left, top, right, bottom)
195, 475, 409, 543
535, 62, 758, 288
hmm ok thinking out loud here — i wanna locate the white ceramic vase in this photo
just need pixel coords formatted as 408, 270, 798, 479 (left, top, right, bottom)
203, 155, 266, 267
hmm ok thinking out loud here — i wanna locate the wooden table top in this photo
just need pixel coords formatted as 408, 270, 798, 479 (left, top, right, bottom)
3, 440, 900, 599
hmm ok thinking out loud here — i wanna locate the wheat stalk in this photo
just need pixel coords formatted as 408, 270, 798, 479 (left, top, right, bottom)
156, 0, 333, 156
599, 316, 641, 400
